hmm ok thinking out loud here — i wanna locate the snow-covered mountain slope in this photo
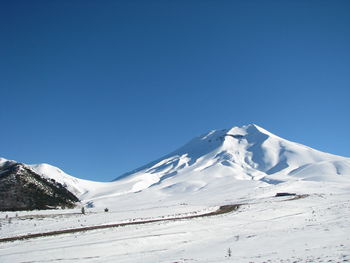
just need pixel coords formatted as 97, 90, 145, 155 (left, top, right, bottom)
110, 124, 350, 194
1, 124, 350, 209
28, 163, 103, 197
1, 124, 350, 262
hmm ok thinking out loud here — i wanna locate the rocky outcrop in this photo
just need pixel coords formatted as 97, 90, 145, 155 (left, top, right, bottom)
0, 163, 79, 211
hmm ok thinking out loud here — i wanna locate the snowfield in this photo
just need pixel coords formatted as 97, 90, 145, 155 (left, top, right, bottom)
1, 124, 350, 262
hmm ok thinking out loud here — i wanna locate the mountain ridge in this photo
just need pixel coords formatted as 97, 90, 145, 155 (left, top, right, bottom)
1, 124, 350, 210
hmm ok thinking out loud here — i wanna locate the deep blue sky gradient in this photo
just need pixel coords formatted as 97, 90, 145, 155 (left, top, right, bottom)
1, 0, 349, 181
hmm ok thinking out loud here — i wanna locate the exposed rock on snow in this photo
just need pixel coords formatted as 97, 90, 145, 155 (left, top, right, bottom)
0, 163, 79, 211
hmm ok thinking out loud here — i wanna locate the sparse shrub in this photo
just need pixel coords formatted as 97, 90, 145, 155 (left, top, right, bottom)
104, 208, 109, 212
227, 248, 232, 257
81, 207, 85, 215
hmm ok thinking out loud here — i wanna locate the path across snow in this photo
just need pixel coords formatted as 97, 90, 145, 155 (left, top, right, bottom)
0, 204, 240, 243
1, 189, 349, 263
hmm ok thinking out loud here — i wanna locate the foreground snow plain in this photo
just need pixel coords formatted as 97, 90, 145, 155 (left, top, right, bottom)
1, 180, 349, 263
1, 124, 350, 262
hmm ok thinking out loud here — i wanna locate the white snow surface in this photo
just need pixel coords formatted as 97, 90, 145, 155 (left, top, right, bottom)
1, 124, 350, 262
1, 124, 350, 209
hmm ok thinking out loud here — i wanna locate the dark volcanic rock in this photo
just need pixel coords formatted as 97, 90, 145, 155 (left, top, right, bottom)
0, 163, 79, 211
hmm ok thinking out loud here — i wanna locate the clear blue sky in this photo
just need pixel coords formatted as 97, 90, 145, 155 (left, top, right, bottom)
1, 0, 349, 181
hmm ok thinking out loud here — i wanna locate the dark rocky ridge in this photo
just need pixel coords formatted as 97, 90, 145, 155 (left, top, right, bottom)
0, 163, 79, 211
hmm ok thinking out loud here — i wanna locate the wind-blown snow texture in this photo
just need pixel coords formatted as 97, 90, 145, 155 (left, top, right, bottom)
1, 124, 350, 263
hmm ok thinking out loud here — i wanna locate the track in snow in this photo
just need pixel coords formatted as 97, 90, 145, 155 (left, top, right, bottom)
0, 204, 240, 243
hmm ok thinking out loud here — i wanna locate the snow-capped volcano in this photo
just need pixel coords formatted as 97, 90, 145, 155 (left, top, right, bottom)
1, 124, 350, 209
2, 125, 350, 262
113, 124, 350, 192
